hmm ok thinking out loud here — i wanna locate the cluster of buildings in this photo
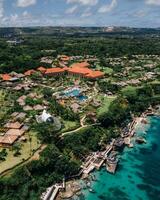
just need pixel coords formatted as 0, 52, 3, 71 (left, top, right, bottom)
0, 112, 29, 147
24, 61, 104, 79
0, 60, 104, 82
81, 140, 118, 176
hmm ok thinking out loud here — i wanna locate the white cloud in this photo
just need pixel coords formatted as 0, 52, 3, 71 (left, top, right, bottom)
98, 0, 117, 13
145, 0, 160, 5
0, 0, 4, 19
81, 11, 92, 17
81, 7, 92, 17
66, 5, 78, 14
10, 14, 19, 24
22, 11, 30, 17
134, 10, 147, 18
67, 0, 98, 6
17, 0, 37, 7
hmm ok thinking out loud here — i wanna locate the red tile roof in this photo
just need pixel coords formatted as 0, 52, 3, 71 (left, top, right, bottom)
45, 68, 65, 75
68, 67, 92, 75
24, 69, 36, 76
0, 74, 12, 81
60, 55, 70, 61
0, 135, 18, 145
70, 62, 90, 68
4, 122, 23, 129
67, 62, 104, 79
85, 71, 104, 79
37, 66, 46, 73
6, 129, 25, 136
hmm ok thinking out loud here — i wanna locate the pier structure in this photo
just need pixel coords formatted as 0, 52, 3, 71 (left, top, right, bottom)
106, 154, 119, 174
81, 141, 114, 176
40, 179, 65, 200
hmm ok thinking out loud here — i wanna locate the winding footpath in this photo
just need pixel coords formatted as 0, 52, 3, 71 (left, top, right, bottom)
61, 115, 100, 137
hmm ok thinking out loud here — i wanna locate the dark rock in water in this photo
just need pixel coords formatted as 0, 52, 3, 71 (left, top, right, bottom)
108, 187, 129, 199
128, 175, 132, 179
98, 195, 107, 200
151, 143, 158, 151
136, 137, 146, 144
136, 184, 151, 191
137, 184, 160, 200
136, 196, 143, 200
129, 180, 135, 184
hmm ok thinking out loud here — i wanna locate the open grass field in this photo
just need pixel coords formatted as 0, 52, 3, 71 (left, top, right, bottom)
0, 131, 40, 174
97, 95, 116, 116
61, 120, 79, 133
96, 64, 113, 75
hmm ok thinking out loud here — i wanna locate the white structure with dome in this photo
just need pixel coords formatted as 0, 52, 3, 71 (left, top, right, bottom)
36, 110, 61, 131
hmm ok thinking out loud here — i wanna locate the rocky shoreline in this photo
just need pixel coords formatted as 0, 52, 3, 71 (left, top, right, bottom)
56, 105, 160, 200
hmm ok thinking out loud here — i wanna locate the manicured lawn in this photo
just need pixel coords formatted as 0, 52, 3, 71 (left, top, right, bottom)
121, 86, 138, 93
97, 95, 116, 116
61, 120, 79, 132
0, 131, 40, 174
96, 64, 113, 74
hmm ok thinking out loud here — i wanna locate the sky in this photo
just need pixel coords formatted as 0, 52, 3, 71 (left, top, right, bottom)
0, 0, 160, 27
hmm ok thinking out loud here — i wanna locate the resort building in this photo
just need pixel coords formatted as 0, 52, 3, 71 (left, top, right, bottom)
1, 61, 104, 81
0, 74, 12, 81
68, 62, 104, 79
0, 74, 20, 82
37, 66, 47, 74
4, 121, 23, 129
70, 62, 90, 68
0, 121, 26, 147
0, 135, 19, 147
24, 69, 36, 76
44, 68, 65, 76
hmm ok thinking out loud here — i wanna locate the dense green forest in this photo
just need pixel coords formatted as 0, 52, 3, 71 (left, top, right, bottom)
0, 33, 160, 73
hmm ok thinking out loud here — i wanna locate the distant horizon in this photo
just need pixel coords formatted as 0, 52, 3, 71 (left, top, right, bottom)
0, 25, 160, 29
0, 0, 160, 28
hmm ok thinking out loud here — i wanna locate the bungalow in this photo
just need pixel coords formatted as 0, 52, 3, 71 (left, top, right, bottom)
5, 129, 25, 137
24, 69, 36, 76
4, 121, 23, 129
0, 135, 19, 147
59, 55, 70, 62
0, 74, 12, 81
40, 57, 53, 64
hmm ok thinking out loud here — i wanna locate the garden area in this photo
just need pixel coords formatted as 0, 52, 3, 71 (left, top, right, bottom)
0, 131, 40, 175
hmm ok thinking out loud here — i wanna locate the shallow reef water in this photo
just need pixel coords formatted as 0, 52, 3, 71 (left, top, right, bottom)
78, 116, 160, 200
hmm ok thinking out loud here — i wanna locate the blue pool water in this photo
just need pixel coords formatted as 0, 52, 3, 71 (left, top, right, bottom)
63, 89, 88, 101
64, 89, 80, 97
78, 95, 88, 101
77, 116, 160, 200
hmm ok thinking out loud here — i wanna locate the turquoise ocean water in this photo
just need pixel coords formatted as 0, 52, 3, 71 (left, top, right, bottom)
76, 116, 160, 200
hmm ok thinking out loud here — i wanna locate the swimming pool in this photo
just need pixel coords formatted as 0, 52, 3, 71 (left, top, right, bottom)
78, 95, 88, 101
63, 88, 88, 101
64, 89, 80, 97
